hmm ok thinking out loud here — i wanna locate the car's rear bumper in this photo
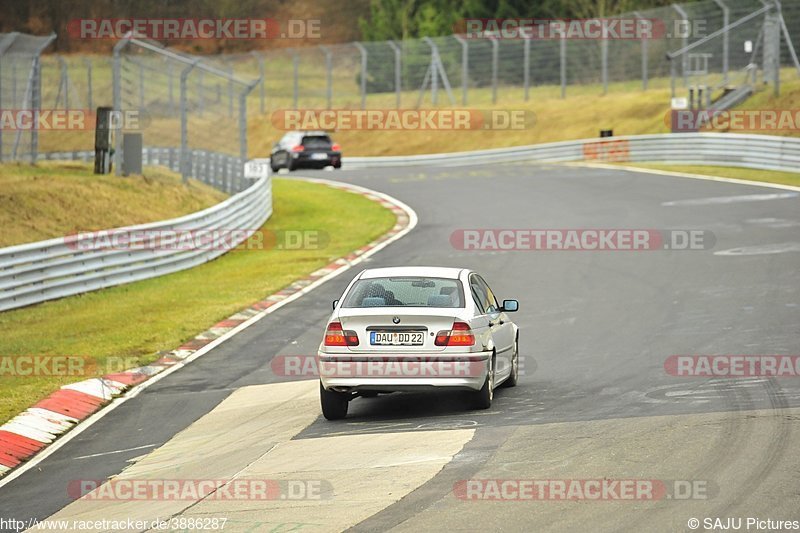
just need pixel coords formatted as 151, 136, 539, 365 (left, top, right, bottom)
292, 151, 341, 167
318, 351, 490, 392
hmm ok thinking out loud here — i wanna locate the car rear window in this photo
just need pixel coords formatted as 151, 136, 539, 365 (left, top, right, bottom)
342, 277, 465, 308
302, 135, 332, 149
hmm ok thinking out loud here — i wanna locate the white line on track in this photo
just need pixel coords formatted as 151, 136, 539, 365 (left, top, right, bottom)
72, 443, 159, 460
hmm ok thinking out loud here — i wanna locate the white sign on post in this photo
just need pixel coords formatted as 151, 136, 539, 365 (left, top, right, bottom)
244, 159, 271, 179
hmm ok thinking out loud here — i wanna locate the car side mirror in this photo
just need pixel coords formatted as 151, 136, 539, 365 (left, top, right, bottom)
501, 299, 518, 312
332, 299, 339, 310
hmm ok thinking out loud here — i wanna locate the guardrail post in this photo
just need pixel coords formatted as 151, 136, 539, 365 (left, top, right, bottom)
452, 35, 469, 105
712, 0, 730, 84
353, 42, 367, 109
387, 40, 402, 108
672, 4, 689, 88
319, 45, 333, 109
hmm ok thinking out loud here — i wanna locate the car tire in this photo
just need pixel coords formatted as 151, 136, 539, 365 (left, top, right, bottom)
270, 158, 280, 173
320, 381, 349, 420
285, 155, 295, 172
500, 336, 519, 388
473, 356, 494, 410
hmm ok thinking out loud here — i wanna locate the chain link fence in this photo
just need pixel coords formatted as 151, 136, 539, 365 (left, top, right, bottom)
111, 36, 259, 192
3, 0, 800, 166
0, 32, 55, 162
240, 0, 798, 109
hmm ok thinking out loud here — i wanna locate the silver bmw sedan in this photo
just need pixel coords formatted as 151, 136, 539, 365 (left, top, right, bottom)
317, 266, 519, 420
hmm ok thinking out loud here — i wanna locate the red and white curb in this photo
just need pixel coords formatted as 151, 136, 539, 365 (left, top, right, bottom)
0, 177, 416, 484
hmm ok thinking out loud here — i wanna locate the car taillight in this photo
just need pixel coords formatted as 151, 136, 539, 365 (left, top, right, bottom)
292, 145, 304, 152
324, 321, 359, 346
434, 322, 475, 347
331, 143, 341, 151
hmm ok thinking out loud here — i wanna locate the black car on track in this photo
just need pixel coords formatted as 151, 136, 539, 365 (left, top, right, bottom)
270, 131, 342, 171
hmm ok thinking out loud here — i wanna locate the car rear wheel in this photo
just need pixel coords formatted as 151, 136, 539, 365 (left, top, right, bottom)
270, 158, 280, 173
473, 356, 494, 409
285, 155, 295, 172
320, 382, 349, 420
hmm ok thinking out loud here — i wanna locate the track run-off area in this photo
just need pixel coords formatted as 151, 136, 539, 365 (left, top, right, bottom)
1, 162, 799, 532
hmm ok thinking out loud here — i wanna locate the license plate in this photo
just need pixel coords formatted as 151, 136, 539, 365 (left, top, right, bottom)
370, 331, 424, 346
310, 153, 328, 160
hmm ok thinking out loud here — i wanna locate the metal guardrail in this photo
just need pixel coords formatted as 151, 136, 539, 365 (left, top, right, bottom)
342, 133, 800, 173
0, 175, 271, 312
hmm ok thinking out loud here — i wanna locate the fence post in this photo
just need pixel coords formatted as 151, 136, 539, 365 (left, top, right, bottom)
112, 35, 131, 176
0, 33, 20, 161
387, 40, 402, 108
139, 63, 145, 110
712, 0, 730, 85
523, 34, 531, 101
30, 54, 42, 162
198, 70, 205, 117
251, 51, 265, 113
490, 36, 499, 104
238, 80, 259, 192
560, 36, 567, 99
453, 35, 469, 105
180, 59, 201, 183
634, 11, 648, 90
286, 48, 299, 109
319, 45, 333, 109
82, 57, 93, 109
227, 63, 234, 118
56, 56, 69, 108
672, 4, 689, 88
353, 42, 367, 109
601, 36, 608, 95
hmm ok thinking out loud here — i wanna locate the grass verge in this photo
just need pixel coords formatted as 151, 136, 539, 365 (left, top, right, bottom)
0, 177, 396, 424
0, 162, 226, 247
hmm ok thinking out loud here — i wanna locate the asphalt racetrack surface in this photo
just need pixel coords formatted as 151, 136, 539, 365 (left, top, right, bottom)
1, 162, 798, 532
